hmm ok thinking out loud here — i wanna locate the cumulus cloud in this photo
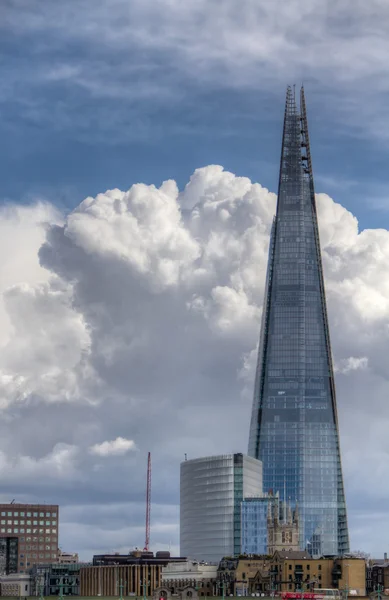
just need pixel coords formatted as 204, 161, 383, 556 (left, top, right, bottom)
1, 166, 389, 557
89, 437, 137, 457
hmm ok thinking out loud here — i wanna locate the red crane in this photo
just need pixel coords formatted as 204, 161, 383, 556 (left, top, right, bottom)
144, 452, 151, 551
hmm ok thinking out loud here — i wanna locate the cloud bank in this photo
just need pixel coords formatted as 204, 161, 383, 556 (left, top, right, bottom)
0, 166, 389, 558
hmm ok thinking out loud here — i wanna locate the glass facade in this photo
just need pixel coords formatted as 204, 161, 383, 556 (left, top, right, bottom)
0, 537, 19, 575
180, 454, 262, 562
248, 87, 349, 557
241, 495, 278, 555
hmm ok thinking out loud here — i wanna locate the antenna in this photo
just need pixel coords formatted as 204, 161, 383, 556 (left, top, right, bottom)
184, 453, 187, 461
144, 452, 151, 551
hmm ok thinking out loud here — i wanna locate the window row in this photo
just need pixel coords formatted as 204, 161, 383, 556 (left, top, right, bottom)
0, 528, 57, 534
0, 511, 56, 518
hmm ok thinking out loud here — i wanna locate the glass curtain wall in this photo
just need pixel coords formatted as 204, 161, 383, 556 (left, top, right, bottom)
248, 87, 349, 556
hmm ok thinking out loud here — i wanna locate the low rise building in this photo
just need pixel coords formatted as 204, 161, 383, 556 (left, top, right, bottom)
162, 560, 218, 596
269, 552, 366, 596
0, 573, 31, 597
366, 560, 389, 594
58, 549, 79, 564
82, 552, 187, 597
30, 562, 88, 597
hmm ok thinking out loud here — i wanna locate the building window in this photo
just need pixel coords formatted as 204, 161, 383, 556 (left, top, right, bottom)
1, 512, 5, 516
289, 565, 292, 571
7, 528, 11, 533
52, 529, 57, 534
33, 521, 38, 526
307, 565, 310, 571
20, 529, 25, 533
39, 512, 44, 517
52, 520, 57, 526
39, 521, 44, 526
33, 513, 38, 517
26, 513, 31, 517
20, 520, 25, 525
46, 512, 51, 517
20, 562, 24, 567
7, 512, 12, 516
52, 553, 56, 559
26, 529, 31, 534
318, 576, 322, 581
318, 565, 322, 571
14, 512, 18, 517
20, 512, 25, 517
0, 528, 4, 533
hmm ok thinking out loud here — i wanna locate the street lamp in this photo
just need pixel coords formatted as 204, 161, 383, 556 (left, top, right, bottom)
58, 580, 64, 600
118, 578, 126, 600
143, 579, 150, 600
375, 584, 384, 600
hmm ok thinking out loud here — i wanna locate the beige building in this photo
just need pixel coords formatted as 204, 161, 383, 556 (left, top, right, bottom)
269, 552, 366, 596
58, 549, 79, 564
162, 561, 217, 596
0, 503, 59, 573
80, 564, 162, 597
0, 573, 31, 597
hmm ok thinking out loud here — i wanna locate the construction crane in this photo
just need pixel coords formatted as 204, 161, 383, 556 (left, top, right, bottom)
144, 452, 151, 551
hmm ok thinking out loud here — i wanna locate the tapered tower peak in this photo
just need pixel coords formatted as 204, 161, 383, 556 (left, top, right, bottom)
248, 87, 349, 557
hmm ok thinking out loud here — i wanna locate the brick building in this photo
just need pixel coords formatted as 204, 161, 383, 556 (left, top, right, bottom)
0, 503, 59, 573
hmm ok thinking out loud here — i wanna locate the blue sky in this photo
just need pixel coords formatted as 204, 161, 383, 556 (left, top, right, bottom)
3, 0, 389, 228
3, 0, 389, 559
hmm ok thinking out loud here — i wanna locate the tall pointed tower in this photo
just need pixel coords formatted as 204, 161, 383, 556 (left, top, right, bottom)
248, 86, 349, 557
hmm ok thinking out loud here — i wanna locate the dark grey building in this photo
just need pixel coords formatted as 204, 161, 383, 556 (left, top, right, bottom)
248, 86, 349, 557
0, 538, 18, 575
30, 562, 87, 596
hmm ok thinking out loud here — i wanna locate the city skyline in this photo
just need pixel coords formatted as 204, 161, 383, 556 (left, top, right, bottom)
248, 87, 349, 556
3, 0, 389, 560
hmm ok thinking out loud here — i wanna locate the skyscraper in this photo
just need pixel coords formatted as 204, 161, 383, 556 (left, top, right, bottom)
180, 454, 262, 562
248, 86, 349, 557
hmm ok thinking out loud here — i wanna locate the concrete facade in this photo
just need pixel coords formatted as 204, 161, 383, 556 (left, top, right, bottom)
162, 560, 218, 595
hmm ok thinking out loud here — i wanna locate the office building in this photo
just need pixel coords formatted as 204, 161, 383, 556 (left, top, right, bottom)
0, 503, 59, 573
180, 453, 262, 562
241, 493, 278, 555
248, 86, 349, 556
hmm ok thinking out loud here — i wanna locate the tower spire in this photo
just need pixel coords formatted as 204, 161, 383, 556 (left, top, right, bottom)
248, 85, 349, 557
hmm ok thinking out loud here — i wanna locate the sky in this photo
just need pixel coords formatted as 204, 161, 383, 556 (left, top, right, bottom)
2, 0, 389, 560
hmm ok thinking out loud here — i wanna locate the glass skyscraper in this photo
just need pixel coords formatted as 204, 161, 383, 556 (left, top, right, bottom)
248, 86, 349, 557
241, 494, 278, 555
180, 454, 262, 562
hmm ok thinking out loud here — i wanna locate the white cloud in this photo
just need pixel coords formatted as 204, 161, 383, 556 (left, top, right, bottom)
89, 437, 137, 457
2, 166, 389, 556
335, 357, 369, 375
